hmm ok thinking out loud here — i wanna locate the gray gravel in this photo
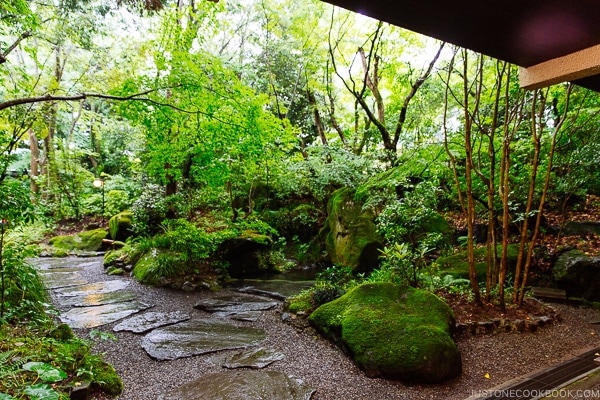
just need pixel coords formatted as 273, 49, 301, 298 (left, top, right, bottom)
66, 259, 600, 400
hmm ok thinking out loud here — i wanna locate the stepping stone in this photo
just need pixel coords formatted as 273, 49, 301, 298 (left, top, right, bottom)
141, 320, 267, 361
194, 295, 278, 315
39, 271, 88, 289
214, 310, 263, 322
59, 301, 153, 329
58, 290, 137, 307
54, 280, 130, 297
113, 311, 190, 333
157, 370, 314, 400
222, 347, 285, 369
237, 279, 315, 299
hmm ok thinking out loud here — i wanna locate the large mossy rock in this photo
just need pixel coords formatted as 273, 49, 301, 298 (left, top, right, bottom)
309, 283, 461, 383
49, 228, 108, 252
553, 249, 600, 301
108, 211, 133, 241
323, 188, 383, 273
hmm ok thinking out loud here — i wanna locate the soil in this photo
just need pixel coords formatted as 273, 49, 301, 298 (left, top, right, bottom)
437, 290, 552, 325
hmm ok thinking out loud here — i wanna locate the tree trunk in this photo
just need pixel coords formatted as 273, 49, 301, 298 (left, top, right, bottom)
29, 130, 39, 195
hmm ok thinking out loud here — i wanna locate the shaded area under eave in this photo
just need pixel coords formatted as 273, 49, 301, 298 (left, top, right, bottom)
323, 0, 600, 92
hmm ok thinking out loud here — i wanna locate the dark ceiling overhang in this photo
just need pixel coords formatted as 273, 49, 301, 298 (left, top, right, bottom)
322, 0, 600, 92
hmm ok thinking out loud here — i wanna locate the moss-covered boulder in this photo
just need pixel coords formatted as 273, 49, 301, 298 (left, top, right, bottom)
108, 211, 133, 241
48, 228, 108, 253
322, 188, 383, 273
309, 283, 461, 383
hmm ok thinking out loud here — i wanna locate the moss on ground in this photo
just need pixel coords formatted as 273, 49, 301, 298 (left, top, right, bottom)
435, 243, 520, 281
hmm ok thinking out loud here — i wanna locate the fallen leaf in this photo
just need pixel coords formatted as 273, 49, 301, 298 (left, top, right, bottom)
484, 373, 491, 379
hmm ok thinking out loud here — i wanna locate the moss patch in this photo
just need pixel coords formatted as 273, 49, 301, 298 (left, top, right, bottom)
323, 188, 383, 272
435, 244, 520, 281
49, 228, 107, 252
309, 283, 461, 383
108, 211, 133, 241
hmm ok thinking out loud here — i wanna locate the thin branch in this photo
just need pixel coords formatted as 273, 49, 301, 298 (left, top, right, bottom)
0, 31, 32, 64
0, 89, 158, 111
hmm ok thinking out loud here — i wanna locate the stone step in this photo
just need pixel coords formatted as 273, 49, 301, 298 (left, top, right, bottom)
531, 287, 567, 302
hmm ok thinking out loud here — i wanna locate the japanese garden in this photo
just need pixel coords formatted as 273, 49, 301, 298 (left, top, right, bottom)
1, 0, 599, 399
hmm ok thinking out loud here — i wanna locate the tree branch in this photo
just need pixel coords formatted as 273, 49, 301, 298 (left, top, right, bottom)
0, 31, 32, 64
0, 89, 157, 112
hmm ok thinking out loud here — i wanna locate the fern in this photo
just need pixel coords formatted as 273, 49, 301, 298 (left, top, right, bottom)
0, 350, 27, 380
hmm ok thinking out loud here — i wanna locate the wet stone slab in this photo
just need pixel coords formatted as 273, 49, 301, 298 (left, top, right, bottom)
39, 271, 88, 289
221, 347, 285, 369
194, 295, 278, 316
59, 301, 154, 329
54, 280, 130, 297
113, 311, 190, 334
141, 320, 267, 361
214, 310, 263, 322
237, 280, 315, 300
157, 370, 315, 400
58, 290, 137, 307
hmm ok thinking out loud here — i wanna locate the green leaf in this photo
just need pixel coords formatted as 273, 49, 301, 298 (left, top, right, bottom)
23, 362, 67, 382
22, 384, 60, 400
0, 393, 17, 400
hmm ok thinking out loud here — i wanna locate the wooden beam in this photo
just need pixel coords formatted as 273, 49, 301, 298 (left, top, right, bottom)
520, 43, 600, 90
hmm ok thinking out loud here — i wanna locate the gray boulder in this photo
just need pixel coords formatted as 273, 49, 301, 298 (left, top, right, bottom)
553, 249, 600, 301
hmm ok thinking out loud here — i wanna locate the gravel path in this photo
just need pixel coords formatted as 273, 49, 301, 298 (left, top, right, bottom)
60, 258, 600, 400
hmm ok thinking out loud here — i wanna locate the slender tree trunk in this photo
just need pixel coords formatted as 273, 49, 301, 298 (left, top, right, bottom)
513, 91, 542, 303
307, 89, 328, 146
29, 130, 39, 194
461, 51, 482, 305
517, 84, 573, 304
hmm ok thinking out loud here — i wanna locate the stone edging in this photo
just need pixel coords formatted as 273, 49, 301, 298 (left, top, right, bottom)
454, 299, 561, 336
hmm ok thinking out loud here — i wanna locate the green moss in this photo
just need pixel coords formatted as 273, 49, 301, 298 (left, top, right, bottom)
132, 248, 183, 285
89, 360, 123, 395
436, 243, 520, 281
48, 323, 75, 341
108, 211, 133, 241
286, 291, 314, 313
53, 248, 70, 257
323, 188, 383, 272
355, 167, 406, 203
107, 267, 124, 276
103, 249, 121, 268
132, 250, 160, 284
49, 229, 107, 252
309, 283, 461, 383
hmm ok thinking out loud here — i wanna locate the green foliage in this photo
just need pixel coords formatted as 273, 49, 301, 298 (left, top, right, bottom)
130, 184, 168, 236
373, 181, 451, 287
287, 265, 359, 313
275, 146, 376, 203
0, 180, 34, 226
0, 235, 47, 324
0, 323, 122, 398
